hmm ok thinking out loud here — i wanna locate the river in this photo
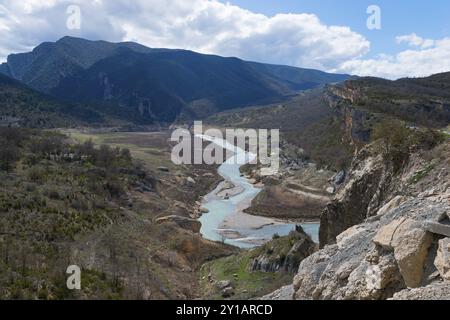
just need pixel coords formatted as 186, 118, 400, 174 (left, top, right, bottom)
196, 134, 319, 249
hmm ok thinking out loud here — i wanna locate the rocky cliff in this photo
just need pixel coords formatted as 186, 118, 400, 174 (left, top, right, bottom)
319, 145, 395, 246
324, 85, 374, 147
250, 226, 317, 274
292, 140, 450, 300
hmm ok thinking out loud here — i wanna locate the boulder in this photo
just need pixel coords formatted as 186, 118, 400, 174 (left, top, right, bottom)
157, 166, 170, 172
155, 215, 201, 233
391, 219, 433, 288
216, 280, 232, 290
372, 217, 407, 249
373, 218, 433, 288
422, 221, 450, 237
434, 238, 450, 281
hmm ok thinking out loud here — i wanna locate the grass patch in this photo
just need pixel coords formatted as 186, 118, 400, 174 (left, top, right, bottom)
200, 253, 292, 300
410, 163, 436, 184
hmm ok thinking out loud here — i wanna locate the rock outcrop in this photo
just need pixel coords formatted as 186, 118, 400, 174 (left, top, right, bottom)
294, 196, 450, 300
259, 285, 294, 300
155, 215, 201, 233
435, 238, 450, 281
391, 282, 450, 300
319, 146, 393, 246
292, 141, 450, 300
250, 226, 317, 274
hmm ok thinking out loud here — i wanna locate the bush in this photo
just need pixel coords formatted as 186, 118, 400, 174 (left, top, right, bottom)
0, 138, 20, 171
372, 119, 446, 172
372, 119, 414, 172
30, 134, 65, 158
105, 179, 125, 198
95, 144, 115, 168
27, 167, 46, 182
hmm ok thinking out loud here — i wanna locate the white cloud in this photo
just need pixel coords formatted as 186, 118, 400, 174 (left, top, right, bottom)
0, 0, 369, 71
0, 1, 448, 80
396, 33, 435, 49
335, 36, 450, 79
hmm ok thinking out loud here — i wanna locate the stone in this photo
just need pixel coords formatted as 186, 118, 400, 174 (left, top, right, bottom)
155, 215, 201, 233
337, 225, 367, 249
434, 238, 450, 281
372, 217, 407, 250
187, 177, 196, 184
326, 187, 335, 194
422, 221, 450, 237
333, 170, 346, 186
221, 287, 234, 298
365, 257, 399, 291
199, 207, 209, 214
216, 280, 232, 290
259, 285, 294, 300
376, 196, 411, 216
391, 282, 450, 300
391, 219, 433, 288
157, 166, 169, 172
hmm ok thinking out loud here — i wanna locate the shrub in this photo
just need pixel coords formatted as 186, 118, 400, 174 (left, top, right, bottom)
0, 138, 20, 172
27, 167, 46, 182
372, 119, 447, 172
372, 119, 413, 172
105, 179, 125, 198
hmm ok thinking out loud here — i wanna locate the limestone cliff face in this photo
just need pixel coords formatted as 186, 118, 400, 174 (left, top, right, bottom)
292, 141, 450, 300
324, 85, 373, 147
327, 82, 364, 104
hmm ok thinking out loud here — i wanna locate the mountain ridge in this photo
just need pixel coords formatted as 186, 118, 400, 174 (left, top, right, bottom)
0, 36, 350, 123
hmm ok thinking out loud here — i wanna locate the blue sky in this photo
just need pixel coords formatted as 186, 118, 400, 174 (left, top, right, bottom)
223, 0, 450, 59
1, 0, 449, 79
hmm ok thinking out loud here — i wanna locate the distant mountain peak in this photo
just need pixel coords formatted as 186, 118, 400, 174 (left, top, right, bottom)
0, 37, 351, 123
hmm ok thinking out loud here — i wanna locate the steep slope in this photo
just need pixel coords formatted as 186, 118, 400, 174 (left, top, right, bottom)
293, 139, 450, 300
0, 74, 102, 127
50, 48, 291, 123
1, 37, 156, 93
0, 37, 350, 123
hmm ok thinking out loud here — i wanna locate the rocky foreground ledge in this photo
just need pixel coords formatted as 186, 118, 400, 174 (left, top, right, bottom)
286, 140, 450, 300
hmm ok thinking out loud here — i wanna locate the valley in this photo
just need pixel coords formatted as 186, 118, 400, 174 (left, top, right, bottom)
1, 36, 450, 301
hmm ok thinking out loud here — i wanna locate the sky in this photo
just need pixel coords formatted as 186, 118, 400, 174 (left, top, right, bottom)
0, 0, 449, 79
